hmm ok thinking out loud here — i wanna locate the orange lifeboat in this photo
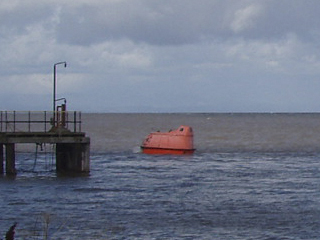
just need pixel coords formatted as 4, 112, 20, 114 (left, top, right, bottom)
141, 125, 195, 155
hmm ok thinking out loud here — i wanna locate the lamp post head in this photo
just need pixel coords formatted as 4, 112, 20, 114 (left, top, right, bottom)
54, 61, 67, 68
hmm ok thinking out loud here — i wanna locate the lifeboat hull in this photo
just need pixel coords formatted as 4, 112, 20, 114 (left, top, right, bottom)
141, 147, 195, 155
141, 125, 195, 155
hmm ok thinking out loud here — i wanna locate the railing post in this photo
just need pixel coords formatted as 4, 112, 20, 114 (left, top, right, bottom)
67, 110, 69, 129
0, 111, 2, 132
28, 111, 31, 132
5, 111, 7, 132
44, 111, 47, 132
79, 112, 82, 132
73, 111, 76, 132
13, 111, 16, 132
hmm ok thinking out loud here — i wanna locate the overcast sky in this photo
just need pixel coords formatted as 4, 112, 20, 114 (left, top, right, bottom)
1, 0, 320, 112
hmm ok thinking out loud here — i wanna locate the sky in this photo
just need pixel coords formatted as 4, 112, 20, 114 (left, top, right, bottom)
1, 0, 320, 113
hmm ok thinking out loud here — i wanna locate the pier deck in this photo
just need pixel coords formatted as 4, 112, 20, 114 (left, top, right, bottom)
0, 131, 89, 144
0, 111, 90, 175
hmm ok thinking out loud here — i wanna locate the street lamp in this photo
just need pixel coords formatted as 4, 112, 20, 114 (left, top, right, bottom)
53, 61, 67, 126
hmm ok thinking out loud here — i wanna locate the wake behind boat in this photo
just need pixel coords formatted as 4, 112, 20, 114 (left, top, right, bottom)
141, 125, 195, 155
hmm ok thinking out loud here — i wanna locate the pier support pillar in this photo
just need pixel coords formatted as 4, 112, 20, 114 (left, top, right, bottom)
0, 144, 3, 174
5, 143, 16, 175
56, 142, 90, 173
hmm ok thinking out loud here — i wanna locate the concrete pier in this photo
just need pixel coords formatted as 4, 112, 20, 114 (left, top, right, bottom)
5, 143, 16, 175
0, 143, 16, 175
0, 110, 90, 175
0, 144, 3, 174
0, 132, 90, 175
56, 142, 90, 173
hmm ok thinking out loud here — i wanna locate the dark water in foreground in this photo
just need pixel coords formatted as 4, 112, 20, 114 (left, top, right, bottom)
1, 113, 320, 239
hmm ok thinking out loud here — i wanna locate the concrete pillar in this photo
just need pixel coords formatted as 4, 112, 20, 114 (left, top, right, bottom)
5, 143, 16, 175
0, 144, 3, 174
56, 142, 90, 173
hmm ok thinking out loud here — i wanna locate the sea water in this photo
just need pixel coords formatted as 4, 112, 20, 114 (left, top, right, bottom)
1, 113, 320, 239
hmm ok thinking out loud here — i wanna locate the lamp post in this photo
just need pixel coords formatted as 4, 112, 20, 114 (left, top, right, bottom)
53, 61, 67, 126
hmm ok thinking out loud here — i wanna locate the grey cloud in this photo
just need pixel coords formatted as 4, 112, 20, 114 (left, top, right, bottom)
2, 0, 320, 46
2, 0, 320, 112
239, 1, 320, 41
54, 0, 320, 46
55, 0, 229, 46
0, 2, 53, 37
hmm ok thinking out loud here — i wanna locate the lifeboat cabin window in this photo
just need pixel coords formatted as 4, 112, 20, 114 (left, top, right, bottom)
180, 128, 184, 131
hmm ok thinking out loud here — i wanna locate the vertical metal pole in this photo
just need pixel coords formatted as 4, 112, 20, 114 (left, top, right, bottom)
28, 111, 31, 132
5, 111, 7, 132
53, 64, 56, 127
66, 110, 69, 129
13, 111, 16, 132
79, 112, 82, 132
44, 111, 47, 132
74, 111, 76, 132
53, 62, 67, 128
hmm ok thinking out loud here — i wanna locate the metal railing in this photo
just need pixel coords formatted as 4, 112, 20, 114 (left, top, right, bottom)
0, 111, 82, 133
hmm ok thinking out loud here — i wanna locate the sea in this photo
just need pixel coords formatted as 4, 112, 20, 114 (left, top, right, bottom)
1, 113, 320, 240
